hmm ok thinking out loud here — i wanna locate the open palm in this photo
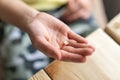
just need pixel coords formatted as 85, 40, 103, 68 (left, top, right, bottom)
27, 12, 94, 62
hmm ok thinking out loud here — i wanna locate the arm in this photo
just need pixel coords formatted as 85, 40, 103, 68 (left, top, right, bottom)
0, 0, 95, 62
60, 0, 91, 23
0, 0, 38, 31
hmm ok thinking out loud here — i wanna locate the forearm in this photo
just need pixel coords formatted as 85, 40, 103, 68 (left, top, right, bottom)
0, 0, 39, 31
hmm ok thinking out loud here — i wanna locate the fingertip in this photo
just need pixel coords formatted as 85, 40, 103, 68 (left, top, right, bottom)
87, 48, 95, 56
89, 49, 94, 55
80, 57, 86, 63
88, 43, 96, 52
92, 46, 95, 52
83, 39, 88, 44
81, 48, 94, 56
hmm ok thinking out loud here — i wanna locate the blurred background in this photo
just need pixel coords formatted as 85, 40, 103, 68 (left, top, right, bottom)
0, 0, 120, 80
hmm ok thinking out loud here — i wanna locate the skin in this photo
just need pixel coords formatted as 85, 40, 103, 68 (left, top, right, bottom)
60, 0, 91, 23
0, 0, 95, 63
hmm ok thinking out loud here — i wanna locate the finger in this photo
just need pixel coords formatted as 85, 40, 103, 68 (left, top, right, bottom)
68, 31, 88, 43
34, 37, 61, 60
60, 50, 86, 63
60, 11, 74, 23
78, 9, 91, 20
60, 10, 80, 23
60, 1, 81, 22
68, 39, 94, 49
65, 8, 91, 23
65, 10, 83, 22
62, 46, 93, 56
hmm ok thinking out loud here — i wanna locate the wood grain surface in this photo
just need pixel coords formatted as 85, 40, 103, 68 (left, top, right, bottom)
29, 70, 51, 80
105, 13, 120, 44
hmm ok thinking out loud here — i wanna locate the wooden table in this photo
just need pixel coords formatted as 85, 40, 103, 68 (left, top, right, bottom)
105, 13, 120, 44
29, 13, 120, 80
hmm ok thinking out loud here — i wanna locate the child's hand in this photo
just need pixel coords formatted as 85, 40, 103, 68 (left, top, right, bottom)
26, 12, 95, 63
60, 0, 91, 23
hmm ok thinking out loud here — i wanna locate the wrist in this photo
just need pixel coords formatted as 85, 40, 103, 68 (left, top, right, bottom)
17, 9, 39, 32
23, 12, 45, 34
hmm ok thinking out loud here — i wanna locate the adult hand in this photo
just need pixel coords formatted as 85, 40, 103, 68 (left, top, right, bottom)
26, 12, 95, 63
60, 0, 91, 23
